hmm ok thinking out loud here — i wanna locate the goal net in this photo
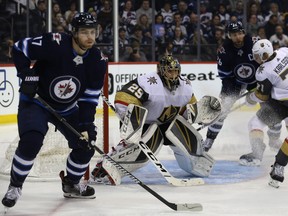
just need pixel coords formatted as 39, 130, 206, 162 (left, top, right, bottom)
0, 78, 110, 181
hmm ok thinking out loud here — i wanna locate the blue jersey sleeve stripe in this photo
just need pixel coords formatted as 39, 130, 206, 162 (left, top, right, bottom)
78, 98, 99, 105
84, 88, 101, 96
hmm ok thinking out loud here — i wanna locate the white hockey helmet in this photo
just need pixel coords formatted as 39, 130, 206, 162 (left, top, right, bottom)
252, 39, 274, 64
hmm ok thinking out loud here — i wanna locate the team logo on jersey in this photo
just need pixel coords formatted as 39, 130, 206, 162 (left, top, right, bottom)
50, 76, 80, 103
234, 63, 255, 80
147, 76, 157, 85
158, 106, 180, 123
237, 49, 243, 56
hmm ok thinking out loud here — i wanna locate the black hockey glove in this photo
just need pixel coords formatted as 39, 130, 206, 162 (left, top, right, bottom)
79, 123, 97, 150
19, 68, 39, 98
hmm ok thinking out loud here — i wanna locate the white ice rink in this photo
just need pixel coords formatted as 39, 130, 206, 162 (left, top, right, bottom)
0, 110, 288, 216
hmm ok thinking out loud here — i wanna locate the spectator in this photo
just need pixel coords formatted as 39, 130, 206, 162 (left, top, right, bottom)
160, 1, 174, 26
257, 26, 267, 39
189, 29, 212, 60
269, 24, 288, 47
137, 14, 152, 40
264, 2, 283, 25
97, 0, 113, 30
136, 0, 156, 25
247, 14, 259, 37
231, 0, 244, 22
171, 12, 188, 39
247, 1, 265, 26
199, 1, 213, 26
85, 0, 102, 14
265, 14, 279, 39
119, 27, 129, 49
186, 12, 198, 40
127, 41, 147, 62
172, 26, 187, 55
52, 12, 67, 32
52, 2, 62, 19
216, 3, 230, 26
0, 37, 13, 63
209, 28, 225, 49
175, 0, 191, 27
55, 24, 65, 33
120, 0, 137, 35
30, 0, 46, 37
64, 1, 78, 21
210, 14, 225, 40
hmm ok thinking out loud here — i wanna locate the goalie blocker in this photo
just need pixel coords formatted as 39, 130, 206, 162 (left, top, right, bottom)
91, 96, 220, 184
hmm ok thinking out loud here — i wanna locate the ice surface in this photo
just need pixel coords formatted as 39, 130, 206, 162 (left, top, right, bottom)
0, 111, 287, 216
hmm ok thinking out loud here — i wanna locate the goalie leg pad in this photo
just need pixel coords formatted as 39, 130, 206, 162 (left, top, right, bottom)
166, 115, 215, 177
90, 124, 163, 184
170, 146, 215, 177
120, 104, 148, 144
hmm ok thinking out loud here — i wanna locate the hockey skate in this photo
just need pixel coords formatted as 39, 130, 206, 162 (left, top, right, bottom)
203, 138, 214, 152
2, 185, 22, 208
90, 162, 116, 185
59, 171, 95, 199
269, 163, 284, 188
239, 153, 262, 166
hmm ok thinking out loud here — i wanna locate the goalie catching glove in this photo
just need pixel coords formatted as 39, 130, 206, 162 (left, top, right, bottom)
187, 95, 221, 125
78, 123, 97, 150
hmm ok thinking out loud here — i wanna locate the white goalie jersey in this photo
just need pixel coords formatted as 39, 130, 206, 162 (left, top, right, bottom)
256, 47, 288, 101
114, 71, 197, 124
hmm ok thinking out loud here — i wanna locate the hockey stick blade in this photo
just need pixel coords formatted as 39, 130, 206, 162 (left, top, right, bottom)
176, 203, 203, 211
35, 95, 203, 212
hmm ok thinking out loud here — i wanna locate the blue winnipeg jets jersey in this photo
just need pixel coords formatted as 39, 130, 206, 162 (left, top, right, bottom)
217, 35, 259, 85
13, 32, 107, 117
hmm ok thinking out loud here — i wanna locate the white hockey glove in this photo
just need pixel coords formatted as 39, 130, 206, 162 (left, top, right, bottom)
245, 92, 257, 107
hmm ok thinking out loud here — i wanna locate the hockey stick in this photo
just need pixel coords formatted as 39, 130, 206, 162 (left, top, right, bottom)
35, 94, 202, 211
101, 93, 204, 187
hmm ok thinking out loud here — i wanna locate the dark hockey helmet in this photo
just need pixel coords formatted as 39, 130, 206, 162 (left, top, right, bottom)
227, 21, 245, 34
71, 12, 97, 32
158, 55, 181, 91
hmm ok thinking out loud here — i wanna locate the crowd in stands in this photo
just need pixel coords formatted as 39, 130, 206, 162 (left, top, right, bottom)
0, 0, 288, 63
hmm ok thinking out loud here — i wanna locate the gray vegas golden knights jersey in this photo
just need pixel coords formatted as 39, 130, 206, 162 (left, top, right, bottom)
256, 47, 288, 101
114, 71, 197, 125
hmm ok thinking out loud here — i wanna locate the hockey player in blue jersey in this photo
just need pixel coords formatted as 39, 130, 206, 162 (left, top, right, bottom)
203, 21, 260, 151
2, 12, 107, 209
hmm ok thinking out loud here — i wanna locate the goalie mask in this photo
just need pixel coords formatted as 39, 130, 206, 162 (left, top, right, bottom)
158, 55, 181, 91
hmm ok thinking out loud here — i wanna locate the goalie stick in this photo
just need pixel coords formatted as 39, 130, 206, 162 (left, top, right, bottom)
101, 92, 205, 187
35, 94, 203, 212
